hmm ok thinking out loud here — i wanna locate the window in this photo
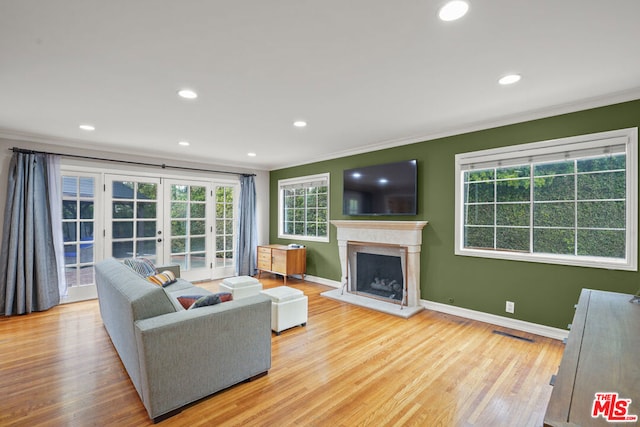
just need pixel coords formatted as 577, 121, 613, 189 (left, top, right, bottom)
455, 128, 637, 271
278, 173, 330, 242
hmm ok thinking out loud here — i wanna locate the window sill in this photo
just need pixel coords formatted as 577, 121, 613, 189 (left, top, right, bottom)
455, 247, 637, 271
278, 234, 329, 243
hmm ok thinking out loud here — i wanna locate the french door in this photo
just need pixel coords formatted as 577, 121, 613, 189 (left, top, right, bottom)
104, 175, 237, 282
163, 180, 211, 281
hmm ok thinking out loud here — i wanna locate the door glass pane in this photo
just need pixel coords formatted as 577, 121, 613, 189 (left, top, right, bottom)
191, 237, 205, 252
172, 185, 188, 201
171, 255, 186, 270
113, 241, 133, 258
190, 253, 206, 269
191, 221, 205, 235
137, 202, 156, 218
113, 202, 134, 218
191, 186, 206, 202
79, 201, 94, 219
136, 240, 156, 259
79, 177, 94, 197
114, 181, 135, 199
112, 222, 133, 239
171, 238, 186, 254
63, 176, 78, 197
191, 203, 205, 218
172, 202, 187, 219
138, 183, 157, 199
63, 201, 77, 219
63, 222, 77, 242
80, 242, 94, 263
137, 221, 157, 238
64, 244, 77, 264
171, 220, 186, 236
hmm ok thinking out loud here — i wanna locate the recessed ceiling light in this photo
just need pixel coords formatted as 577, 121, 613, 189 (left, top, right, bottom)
293, 120, 307, 128
247, 152, 257, 157
438, 1, 469, 21
177, 89, 198, 99
178, 141, 190, 146
79, 124, 95, 131
498, 74, 522, 85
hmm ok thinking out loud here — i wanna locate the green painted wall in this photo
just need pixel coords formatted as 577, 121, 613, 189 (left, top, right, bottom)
270, 99, 640, 330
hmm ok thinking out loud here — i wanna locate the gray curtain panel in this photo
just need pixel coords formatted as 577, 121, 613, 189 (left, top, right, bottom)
236, 175, 257, 276
0, 152, 60, 315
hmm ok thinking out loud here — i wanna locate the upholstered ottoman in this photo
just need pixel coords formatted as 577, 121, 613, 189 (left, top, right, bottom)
260, 286, 308, 335
220, 276, 263, 299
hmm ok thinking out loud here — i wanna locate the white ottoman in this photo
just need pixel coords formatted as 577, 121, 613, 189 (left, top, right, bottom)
260, 286, 308, 335
220, 276, 263, 299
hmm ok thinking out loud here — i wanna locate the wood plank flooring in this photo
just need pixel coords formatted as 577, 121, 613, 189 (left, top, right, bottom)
0, 276, 564, 426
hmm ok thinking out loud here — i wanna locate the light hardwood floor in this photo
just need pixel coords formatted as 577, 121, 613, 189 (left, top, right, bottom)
0, 276, 564, 426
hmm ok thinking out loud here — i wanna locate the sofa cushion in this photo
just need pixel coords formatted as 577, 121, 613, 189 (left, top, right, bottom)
163, 278, 197, 293
123, 257, 158, 278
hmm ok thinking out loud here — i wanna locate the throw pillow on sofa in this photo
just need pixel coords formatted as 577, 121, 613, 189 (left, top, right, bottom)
147, 270, 177, 287
176, 295, 203, 310
123, 257, 158, 278
177, 292, 233, 310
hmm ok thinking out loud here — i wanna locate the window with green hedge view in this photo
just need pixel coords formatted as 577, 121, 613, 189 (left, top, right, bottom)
456, 128, 637, 270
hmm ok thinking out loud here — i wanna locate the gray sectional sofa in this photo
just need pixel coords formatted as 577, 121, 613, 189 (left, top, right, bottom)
94, 258, 272, 422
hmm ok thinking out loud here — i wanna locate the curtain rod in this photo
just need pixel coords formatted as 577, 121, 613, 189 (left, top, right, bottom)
9, 147, 255, 177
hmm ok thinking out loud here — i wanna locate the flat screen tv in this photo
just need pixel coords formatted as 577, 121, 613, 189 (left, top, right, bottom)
343, 159, 417, 215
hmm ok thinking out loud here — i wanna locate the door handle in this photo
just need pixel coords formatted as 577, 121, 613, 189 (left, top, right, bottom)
157, 238, 162, 243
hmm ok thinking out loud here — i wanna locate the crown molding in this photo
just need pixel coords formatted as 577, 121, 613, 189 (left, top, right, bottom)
275, 89, 640, 170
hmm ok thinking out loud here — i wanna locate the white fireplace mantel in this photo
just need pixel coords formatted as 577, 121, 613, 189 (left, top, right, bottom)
328, 220, 428, 317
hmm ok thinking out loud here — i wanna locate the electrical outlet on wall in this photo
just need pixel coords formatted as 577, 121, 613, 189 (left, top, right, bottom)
505, 301, 515, 314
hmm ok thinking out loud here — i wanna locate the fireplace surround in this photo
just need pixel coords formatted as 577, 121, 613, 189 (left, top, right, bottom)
323, 220, 428, 318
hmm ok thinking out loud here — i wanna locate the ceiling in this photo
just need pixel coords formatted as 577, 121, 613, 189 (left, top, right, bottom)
1, 1, 640, 171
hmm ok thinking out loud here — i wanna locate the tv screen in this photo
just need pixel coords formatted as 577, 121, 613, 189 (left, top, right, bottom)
343, 159, 417, 215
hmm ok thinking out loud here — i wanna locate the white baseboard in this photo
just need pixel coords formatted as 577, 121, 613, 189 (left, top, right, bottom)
422, 300, 569, 341
302, 275, 568, 341
303, 274, 341, 288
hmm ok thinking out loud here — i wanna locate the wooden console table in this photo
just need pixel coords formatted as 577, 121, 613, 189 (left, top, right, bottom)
544, 289, 640, 426
257, 244, 306, 285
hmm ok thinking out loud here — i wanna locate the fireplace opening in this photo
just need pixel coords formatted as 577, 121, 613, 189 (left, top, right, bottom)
354, 252, 404, 302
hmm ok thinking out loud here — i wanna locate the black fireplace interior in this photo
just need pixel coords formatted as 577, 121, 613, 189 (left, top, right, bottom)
355, 252, 404, 301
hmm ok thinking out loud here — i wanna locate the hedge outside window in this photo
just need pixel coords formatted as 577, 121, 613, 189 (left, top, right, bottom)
278, 173, 330, 242
455, 128, 637, 271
